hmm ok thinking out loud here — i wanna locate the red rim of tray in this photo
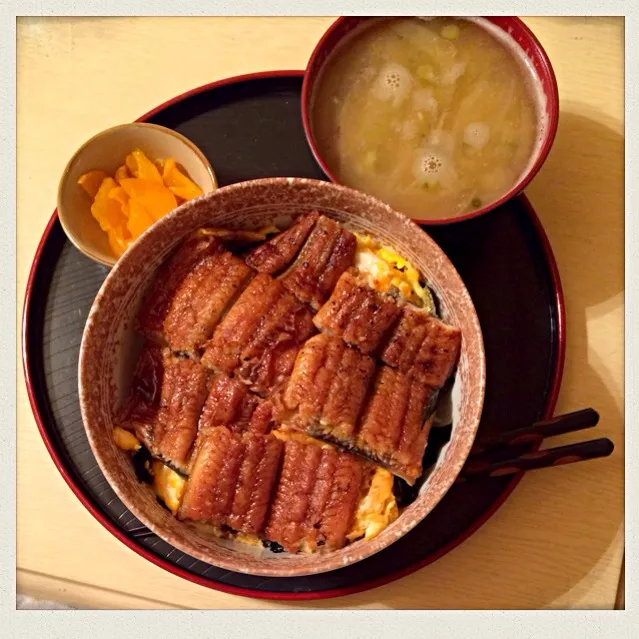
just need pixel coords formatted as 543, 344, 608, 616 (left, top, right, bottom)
21, 69, 565, 602
301, 16, 560, 225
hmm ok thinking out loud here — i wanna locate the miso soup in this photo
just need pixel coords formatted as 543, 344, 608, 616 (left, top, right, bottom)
310, 17, 546, 221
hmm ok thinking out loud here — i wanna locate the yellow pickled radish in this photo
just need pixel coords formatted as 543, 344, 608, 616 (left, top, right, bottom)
107, 227, 130, 258
162, 158, 203, 201
114, 164, 131, 182
118, 178, 177, 221
90, 177, 123, 231
125, 149, 164, 183
91, 197, 127, 232
108, 186, 130, 211
93, 176, 118, 202
127, 199, 156, 238
79, 149, 205, 260
77, 169, 108, 198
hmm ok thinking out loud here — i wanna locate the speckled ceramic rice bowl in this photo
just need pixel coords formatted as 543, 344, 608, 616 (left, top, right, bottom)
79, 177, 485, 577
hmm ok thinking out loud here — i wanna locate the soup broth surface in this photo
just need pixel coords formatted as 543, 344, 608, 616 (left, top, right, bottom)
311, 17, 542, 220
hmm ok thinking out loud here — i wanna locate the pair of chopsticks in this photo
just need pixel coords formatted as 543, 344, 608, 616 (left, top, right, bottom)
457, 408, 614, 482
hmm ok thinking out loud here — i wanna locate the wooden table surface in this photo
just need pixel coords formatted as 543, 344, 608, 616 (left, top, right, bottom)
16, 16, 624, 610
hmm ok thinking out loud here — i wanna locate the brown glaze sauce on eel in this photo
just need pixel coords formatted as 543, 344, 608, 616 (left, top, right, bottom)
118, 213, 461, 554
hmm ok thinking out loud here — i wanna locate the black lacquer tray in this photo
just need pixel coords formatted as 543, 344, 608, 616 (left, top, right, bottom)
23, 71, 564, 600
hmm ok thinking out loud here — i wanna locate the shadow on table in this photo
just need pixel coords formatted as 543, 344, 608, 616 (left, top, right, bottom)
281, 109, 625, 610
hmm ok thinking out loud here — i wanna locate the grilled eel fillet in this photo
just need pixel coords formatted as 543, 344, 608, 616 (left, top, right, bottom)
187, 373, 276, 475
201, 273, 316, 395
280, 326, 458, 484
119, 344, 210, 473
380, 303, 462, 388
265, 436, 371, 553
313, 270, 461, 384
177, 425, 373, 552
198, 372, 265, 435
356, 366, 438, 483
138, 233, 254, 355
245, 210, 320, 275
178, 427, 284, 535
280, 215, 357, 310
312, 269, 401, 354
138, 233, 222, 343
279, 334, 376, 441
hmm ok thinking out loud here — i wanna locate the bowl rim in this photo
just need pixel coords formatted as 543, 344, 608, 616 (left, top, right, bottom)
56, 121, 218, 267
300, 15, 560, 226
78, 176, 486, 577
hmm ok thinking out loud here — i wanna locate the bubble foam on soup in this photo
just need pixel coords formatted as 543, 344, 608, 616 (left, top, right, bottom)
311, 17, 547, 221
372, 63, 413, 104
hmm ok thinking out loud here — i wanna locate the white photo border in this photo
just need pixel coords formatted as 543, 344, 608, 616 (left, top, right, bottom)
5, 1, 634, 636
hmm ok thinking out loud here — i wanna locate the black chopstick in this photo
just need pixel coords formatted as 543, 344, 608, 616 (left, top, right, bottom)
469, 408, 600, 461
457, 437, 614, 482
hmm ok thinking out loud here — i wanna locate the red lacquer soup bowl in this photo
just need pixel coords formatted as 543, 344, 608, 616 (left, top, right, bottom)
301, 16, 559, 225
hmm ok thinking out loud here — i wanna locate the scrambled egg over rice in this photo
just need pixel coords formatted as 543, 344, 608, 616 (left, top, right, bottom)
354, 233, 435, 314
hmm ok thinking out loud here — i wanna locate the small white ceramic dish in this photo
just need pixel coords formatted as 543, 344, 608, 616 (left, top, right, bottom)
57, 122, 217, 267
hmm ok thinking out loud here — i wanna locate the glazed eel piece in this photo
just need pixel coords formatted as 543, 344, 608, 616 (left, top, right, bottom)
265, 436, 371, 553
137, 232, 254, 356
279, 326, 458, 484
379, 303, 462, 388
279, 334, 376, 441
245, 210, 321, 275
312, 269, 462, 380
312, 269, 401, 354
355, 366, 439, 484
177, 423, 374, 552
279, 215, 357, 310
201, 273, 316, 396
186, 373, 277, 475
119, 343, 210, 473
178, 426, 284, 536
